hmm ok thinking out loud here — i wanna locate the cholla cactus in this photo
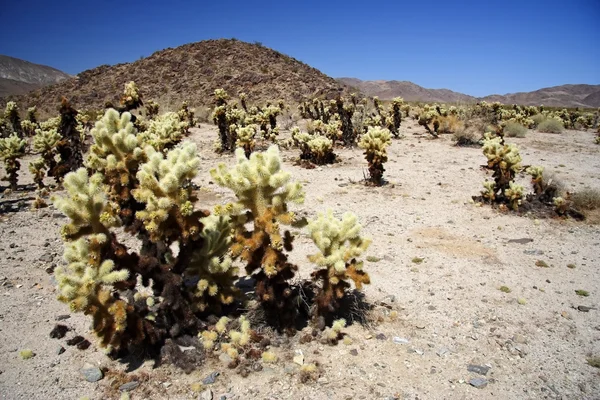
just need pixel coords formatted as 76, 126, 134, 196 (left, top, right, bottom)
138, 112, 188, 152
177, 101, 196, 128
132, 143, 204, 242
186, 214, 239, 312
120, 81, 143, 111
388, 97, 403, 137
0, 134, 26, 190
29, 158, 47, 189
235, 124, 257, 158
4, 101, 21, 137
26, 106, 37, 124
86, 108, 145, 224
20, 120, 37, 137
211, 145, 304, 329
479, 134, 524, 209
526, 166, 544, 195
307, 135, 335, 165
504, 181, 524, 210
307, 211, 371, 323
322, 318, 347, 345
33, 127, 61, 181
145, 100, 159, 119
358, 127, 392, 185
418, 107, 440, 137
50, 98, 84, 182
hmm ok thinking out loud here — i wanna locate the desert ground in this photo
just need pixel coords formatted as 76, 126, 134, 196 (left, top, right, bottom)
0, 119, 599, 400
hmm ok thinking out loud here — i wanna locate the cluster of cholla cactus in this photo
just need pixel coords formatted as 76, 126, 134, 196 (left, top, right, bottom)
358, 127, 392, 185
291, 126, 336, 165
177, 101, 197, 128
137, 111, 190, 152
212, 89, 285, 153
0, 134, 26, 190
51, 118, 374, 356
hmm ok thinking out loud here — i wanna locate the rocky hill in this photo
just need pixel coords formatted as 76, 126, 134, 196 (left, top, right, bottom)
338, 78, 600, 108
338, 78, 477, 104
0, 55, 71, 98
9, 39, 346, 116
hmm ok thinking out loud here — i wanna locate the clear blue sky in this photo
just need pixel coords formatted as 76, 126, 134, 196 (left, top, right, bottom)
1, 0, 598, 97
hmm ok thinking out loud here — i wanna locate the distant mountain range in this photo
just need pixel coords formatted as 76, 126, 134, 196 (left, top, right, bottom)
337, 78, 600, 108
0, 55, 71, 98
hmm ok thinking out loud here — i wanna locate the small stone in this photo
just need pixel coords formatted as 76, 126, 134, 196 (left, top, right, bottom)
293, 349, 304, 365
349, 349, 358, 356
415, 323, 426, 329
577, 305, 596, 312
469, 377, 488, 388
39, 253, 54, 263
561, 311, 572, 320
436, 348, 450, 357
508, 238, 533, 244
119, 381, 140, 392
512, 334, 527, 344
375, 333, 386, 340
55, 315, 70, 321
56, 346, 65, 355
66, 335, 85, 346
317, 377, 329, 384
77, 340, 91, 350
408, 347, 424, 355
81, 367, 103, 383
49, 324, 69, 339
202, 371, 220, 385
467, 364, 490, 376
392, 337, 410, 344
218, 352, 232, 365
200, 389, 213, 400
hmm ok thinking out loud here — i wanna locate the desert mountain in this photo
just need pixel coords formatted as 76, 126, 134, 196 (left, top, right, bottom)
338, 78, 477, 104
0, 55, 71, 98
338, 78, 600, 108
482, 84, 600, 108
9, 39, 346, 116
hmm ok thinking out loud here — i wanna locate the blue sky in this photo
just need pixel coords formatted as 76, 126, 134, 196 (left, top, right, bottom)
1, 0, 598, 97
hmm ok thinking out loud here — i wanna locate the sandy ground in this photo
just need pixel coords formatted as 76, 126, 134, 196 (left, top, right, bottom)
1, 120, 599, 400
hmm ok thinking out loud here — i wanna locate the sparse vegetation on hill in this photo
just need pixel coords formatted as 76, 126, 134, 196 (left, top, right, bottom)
7, 39, 346, 117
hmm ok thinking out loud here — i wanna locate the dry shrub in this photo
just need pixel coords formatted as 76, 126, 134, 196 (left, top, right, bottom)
305, 119, 316, 134
572, 189, 600, 211
538, 118, 564, 134
452, 126, 480, 146
504, 121, 527, 138
437, 115, 462, 133
531, 114, 545, 127
280, 110, 299, 130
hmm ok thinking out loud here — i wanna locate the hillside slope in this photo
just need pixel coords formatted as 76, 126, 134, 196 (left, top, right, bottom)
11, 39, 346, 115
0, 55, 71, 98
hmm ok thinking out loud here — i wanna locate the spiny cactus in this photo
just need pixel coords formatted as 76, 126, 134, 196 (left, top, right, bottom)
479, 134, 523, 210
178, 101, 196, 128
33, 127, 61, 182
29, 158, 47, 189
138, 112, 188, 152
0, 134, 26, 190
20, 120, 37, 137
86, 108, 145, 225
145, 100, 159, 119
120, 81, 143, 112
211, 145, 305, 330
307, 211, 371, 325
50, 98, 84, 182
4, 101, 21, 137
526, 166, 544, 195
235, 124, 257, 158
132, 143, 204, 242
358, 127, 392, 185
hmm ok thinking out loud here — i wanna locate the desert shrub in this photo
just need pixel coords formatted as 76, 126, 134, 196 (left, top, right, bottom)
571, 189, 600, 211
504, 121, 527, 138
437, 115, 463, 134
452, 127, 480, 146
538, 118, 564, 134
531, 114, 545, 127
